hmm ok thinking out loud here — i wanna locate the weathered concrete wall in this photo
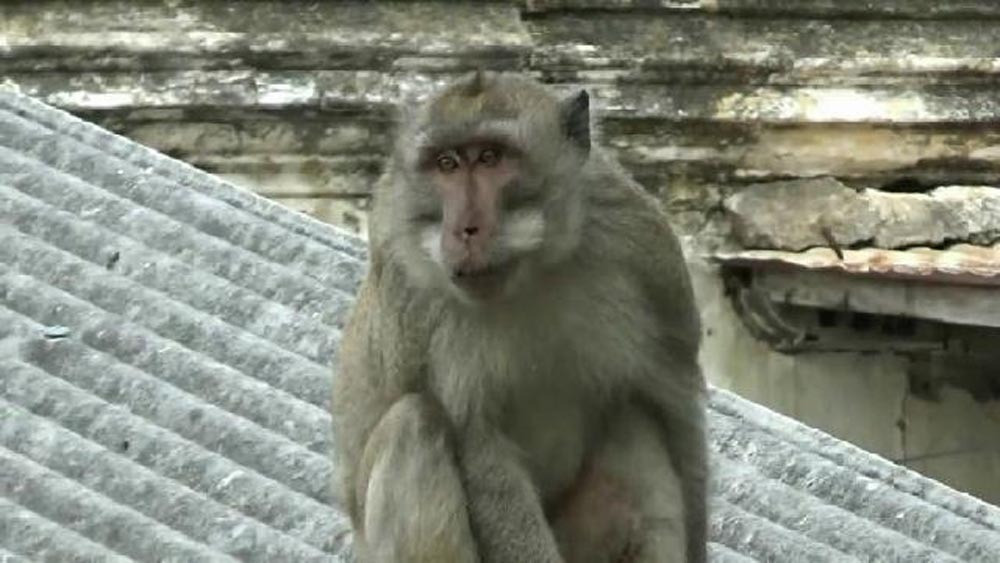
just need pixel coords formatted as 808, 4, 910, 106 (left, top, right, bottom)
693, 263, 1000, 503
3, 0, 1000, 504
9, 1, 1000, 229
726, 178, 1000, 251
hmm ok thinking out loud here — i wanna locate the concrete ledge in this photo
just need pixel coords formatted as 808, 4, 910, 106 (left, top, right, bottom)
524, 0, 1000, 19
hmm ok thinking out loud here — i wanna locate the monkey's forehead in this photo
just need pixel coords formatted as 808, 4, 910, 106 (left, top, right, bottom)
427, 93, 511, 123
420, 74, 559, 124
410, 113, 563, 160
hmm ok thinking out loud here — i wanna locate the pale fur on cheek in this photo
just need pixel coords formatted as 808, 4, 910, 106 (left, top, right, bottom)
420, 223, 445, 265
498, 209, 545, 254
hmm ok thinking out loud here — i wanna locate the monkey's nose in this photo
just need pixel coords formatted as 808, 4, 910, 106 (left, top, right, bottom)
460, 226, 480, 241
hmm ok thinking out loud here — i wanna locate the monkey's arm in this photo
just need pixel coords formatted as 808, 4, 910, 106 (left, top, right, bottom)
334, 279, 482, 562
601, 187, 707, 562
636, 373, 707, 563
459, 423, 565, 563
636, 228, 709, 563
332, 278, 391, 525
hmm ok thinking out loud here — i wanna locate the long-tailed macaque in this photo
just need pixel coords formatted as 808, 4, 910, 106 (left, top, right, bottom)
332, 71, 707, 563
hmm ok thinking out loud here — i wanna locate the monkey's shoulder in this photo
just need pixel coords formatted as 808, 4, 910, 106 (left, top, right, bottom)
580, 168, 702, 354
337, 268, 443, 392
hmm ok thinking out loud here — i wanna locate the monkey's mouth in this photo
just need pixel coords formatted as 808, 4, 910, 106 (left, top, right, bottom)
450, 261, 514, 298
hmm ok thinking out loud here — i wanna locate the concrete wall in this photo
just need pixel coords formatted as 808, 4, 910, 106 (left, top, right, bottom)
3, 0, 999, 504
693, 263, 1000, 504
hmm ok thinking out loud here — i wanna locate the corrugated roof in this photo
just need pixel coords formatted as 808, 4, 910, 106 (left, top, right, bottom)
714, 244, 1000, 287
2, 91, 1000, 561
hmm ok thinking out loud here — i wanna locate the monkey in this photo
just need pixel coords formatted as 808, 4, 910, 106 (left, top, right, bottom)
331, 71, 707, 563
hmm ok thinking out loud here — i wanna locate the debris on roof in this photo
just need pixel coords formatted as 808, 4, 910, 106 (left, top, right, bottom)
2, 91, 1000, 562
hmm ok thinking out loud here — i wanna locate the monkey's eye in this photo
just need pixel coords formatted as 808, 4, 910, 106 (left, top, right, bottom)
436, 153, 459, 173
478, 147, 502, 167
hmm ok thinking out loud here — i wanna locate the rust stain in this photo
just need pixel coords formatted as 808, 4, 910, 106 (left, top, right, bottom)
713, 243, 1000, 287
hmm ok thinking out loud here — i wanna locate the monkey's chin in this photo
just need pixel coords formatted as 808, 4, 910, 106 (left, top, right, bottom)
449, 261, 516, 302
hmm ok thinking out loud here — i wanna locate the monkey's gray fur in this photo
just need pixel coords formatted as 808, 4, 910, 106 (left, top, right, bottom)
332, 72, 707, 563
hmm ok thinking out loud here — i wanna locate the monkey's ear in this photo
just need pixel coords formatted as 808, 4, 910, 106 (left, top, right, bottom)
465, 69, 487, 96
561, 90, 591, 153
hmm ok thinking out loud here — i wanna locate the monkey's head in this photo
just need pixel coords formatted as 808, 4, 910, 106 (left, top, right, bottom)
377, 71, 592, 303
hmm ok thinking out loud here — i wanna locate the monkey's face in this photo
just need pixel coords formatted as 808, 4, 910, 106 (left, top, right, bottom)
382, 72, 591, 304
413, 140, 546, 301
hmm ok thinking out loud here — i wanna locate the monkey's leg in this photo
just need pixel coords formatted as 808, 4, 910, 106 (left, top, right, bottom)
356, 394, 479, 563
552, 407, 688, 563
460, 425, 565, 563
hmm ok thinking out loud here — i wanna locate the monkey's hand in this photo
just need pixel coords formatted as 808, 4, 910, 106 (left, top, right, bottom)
460, 425, 564, 563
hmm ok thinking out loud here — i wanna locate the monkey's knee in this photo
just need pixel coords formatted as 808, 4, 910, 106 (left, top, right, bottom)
600, 409, 688, 563
358, 394, 477, 563
362, 394, 443, 455
551, 464, 641, 563
359, 393, 451, 515
553, 409, 689, 563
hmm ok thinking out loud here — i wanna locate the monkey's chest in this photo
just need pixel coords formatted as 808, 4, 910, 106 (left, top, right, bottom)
429, 330, 613, 498
429, 281, 659, 496
502, 379, 598, 498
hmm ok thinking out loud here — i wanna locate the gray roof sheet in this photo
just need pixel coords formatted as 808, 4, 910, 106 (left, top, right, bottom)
2, 91, 1000, 562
